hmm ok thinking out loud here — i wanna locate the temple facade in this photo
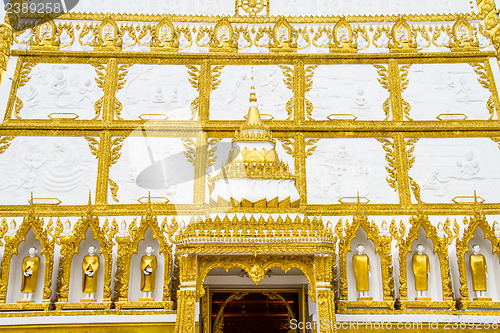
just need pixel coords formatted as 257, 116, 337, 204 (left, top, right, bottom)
1, 0, 500, 332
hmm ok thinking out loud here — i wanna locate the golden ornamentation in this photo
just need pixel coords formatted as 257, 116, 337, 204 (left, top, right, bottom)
150, 17, 179, 52
236, 0, 269, 17
12, 61, 35, 119
373, 64, 391, 120
456, 207, 500, 309
376, 138, 397, 191
0, 202, 54, 310
337, 209, 394, 306
269, 17, 297, 53
212, 292, 248, 332
114, 202, 173, 310
405, 138, 422, 203
399, 64, 412, 121
278, 64, 294, 120
107, 136, 125, 202
0, 18, 13, 87
0, 136, 15, 154
55, 200, 116, 309
91, 63, 106, 120
95, 17, 123, 51
330, 17, 357, 53
186, 65, 200, 120
388, 17, 418, 52
304, 65, 317, 121
196, 255, 317, 301
30, 19, 60, 50
450, 15, 480, 51
394, 209, 455, 310
209, 17, 238, 52
469, 62, 499, 119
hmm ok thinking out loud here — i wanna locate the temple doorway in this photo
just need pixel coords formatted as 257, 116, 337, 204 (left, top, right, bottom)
206, 289, 305, 333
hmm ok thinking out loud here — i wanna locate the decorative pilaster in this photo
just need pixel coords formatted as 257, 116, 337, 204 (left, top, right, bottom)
175, 255, 197, 333
315, 255, 336, 333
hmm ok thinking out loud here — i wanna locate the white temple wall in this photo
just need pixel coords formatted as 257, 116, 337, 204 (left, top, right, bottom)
0, 136, 98, 205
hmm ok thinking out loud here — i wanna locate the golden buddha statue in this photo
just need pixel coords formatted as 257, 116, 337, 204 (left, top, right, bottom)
140, 246, 157, 299
352, 244, 371, 299
21, 247, 40, 302
412, 244, 430, 299
82, 246, 99, 300
470, 244, 488, 299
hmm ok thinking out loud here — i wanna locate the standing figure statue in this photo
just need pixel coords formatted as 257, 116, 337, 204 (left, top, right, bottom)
352, 244, 371, 299
412, 244, 430, 299
140, 246, 157, 299
470, 244, 488, 299
82, 246, 99, 300
21, 247, 40, 302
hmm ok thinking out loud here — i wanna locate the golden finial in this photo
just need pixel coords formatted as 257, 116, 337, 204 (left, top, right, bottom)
245, 67, 263, 126
85, 190, 94, 218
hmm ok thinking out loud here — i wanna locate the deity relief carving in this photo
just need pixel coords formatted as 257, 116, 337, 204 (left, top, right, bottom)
330, 18, 357, 53
30, 19, 60, 50
94, 18, 122, 51
151, 18, 179, 52
269, 17, 297, 53
449, 16, 479, 51
388, 17, 417, 52
209, 17, 237, 52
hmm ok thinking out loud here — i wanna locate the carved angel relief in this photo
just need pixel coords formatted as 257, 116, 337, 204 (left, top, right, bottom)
269, 17, 297, 53
388, 17, 417, 53
151, 18, 179, 52
449, 16, 479, 52
210, 17, 238, 53
30, 19, 60, 50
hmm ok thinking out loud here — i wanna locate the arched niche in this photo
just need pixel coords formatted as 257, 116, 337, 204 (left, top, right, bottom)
56, 212, 114, 307
405, 227, 443, 301
464, 228, 500, 301
398, 213, 454, 309
338, 212, 393, 302
68, 227, 105, 302
456, 211, 500, 304
196, 255, 316, 302
114, 212, 172, 304
128, 228, 164, 302
6, 230, 44, 303
0, 211, 54, 307
346, 228, 383, 301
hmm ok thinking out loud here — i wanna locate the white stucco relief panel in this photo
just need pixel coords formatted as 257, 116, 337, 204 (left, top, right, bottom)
306, 138, 398, 204
403, 63, 493, 120
118, 64, 197, 120
0, 136, 98, 205
14, 63, 101, 120
210, 65, 291, 120
410, 138, 500, 204
308, 64, 389, 121
108, 136, 195, 204
270, 0, 477, 16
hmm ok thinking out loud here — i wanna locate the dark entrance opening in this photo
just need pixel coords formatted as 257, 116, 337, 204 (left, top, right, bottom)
209, 290, 301, 333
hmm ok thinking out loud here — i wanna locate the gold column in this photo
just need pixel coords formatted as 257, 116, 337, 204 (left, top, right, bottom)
315, 255, 336, 333
0, 19, 13, 87
199, 60, 211, 122
95, 131, 112, 204
294, 133, 307, 204
193, 131, 208, 205
103, 58, 119, 123
175, 255, 197, 333
293, 60, 305, 123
